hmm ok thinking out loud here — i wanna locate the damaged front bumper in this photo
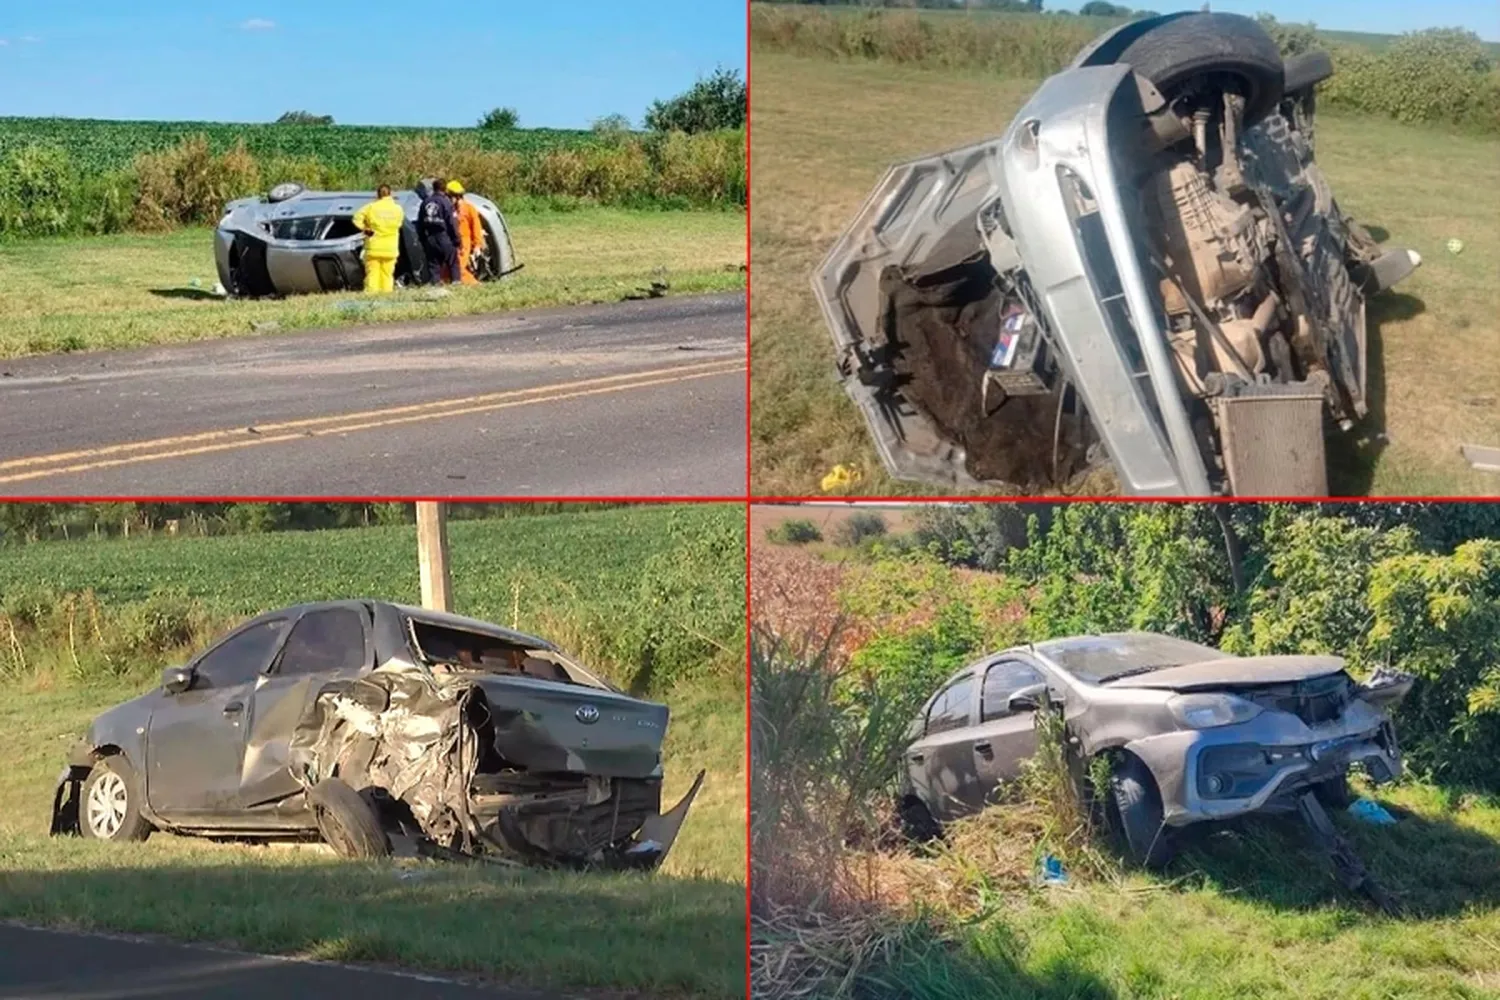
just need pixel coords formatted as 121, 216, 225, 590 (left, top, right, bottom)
1128, 700, 1403, 826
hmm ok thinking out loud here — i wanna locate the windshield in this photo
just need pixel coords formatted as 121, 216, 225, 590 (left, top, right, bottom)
1039, 634, 1222, 685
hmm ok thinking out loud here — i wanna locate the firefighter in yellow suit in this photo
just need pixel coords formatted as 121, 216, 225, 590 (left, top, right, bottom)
352, 184, 405, 294
448, 180, 483, 285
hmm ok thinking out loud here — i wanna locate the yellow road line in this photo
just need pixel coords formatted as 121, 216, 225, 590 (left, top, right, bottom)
0, 360, 745, 485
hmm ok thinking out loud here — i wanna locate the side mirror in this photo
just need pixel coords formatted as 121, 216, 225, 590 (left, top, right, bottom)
161, 665, 195, 695
1007, 682, 1048, 714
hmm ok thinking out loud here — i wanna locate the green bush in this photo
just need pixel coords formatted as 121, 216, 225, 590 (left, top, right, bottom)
0, 143, 75, 237
766, 519, 822, 545
831, 512, 887, 547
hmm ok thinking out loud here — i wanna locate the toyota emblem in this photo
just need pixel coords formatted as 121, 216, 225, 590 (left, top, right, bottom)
575, 704, 600, 725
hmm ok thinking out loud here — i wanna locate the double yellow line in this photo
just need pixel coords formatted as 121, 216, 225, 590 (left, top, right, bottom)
0, 358, 745, 486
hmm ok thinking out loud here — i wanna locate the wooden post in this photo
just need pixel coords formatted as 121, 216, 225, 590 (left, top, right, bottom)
416, 502, 453, 613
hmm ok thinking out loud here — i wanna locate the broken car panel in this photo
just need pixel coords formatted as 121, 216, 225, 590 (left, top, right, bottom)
814, 12, 1420, 495
51, 600, 701, 870
215, 180, 519, 297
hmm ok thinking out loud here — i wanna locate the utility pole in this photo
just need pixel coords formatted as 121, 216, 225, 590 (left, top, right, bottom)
416, 502, 452, 612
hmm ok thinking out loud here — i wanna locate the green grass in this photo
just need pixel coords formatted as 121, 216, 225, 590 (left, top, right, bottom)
0, 116, 601, 172
823, 783, 1500, 999
0, 208, 746, 358
747, 51, 1500, 497
0, 505, 748, 998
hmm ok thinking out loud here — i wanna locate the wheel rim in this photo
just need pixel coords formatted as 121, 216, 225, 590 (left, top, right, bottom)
86, 771, 128, 838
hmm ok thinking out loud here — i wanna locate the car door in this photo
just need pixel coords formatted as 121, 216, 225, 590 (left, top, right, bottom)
145, 617, 291, 818
239, 602, 373, 810
907, 672, 980, 821
969, 658, 1046, 807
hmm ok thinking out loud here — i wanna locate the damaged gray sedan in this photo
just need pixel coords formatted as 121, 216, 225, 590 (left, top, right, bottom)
215, 180, 519, 297
815, 12, 1420, 496
899, 632, 1412, 885
51, 600, 703, 869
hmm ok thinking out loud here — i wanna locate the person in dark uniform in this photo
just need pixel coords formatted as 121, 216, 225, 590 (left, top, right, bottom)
417, 178, 460, 284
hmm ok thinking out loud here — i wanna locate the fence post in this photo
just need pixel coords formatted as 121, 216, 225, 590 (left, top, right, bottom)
416, 502, 453, 613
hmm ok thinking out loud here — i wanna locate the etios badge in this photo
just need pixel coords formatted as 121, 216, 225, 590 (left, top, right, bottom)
575, 704, 600, 725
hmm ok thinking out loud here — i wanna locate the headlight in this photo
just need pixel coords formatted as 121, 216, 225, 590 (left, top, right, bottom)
1168, 693, 1263, 729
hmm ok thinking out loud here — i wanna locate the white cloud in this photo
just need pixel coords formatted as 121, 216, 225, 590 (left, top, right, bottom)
241, 18, 276, 31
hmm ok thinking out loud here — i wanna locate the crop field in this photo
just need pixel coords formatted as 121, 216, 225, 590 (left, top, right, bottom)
748, 51, 1500, 497
0, 503, 748, 998
0, 207, 747, 357
0, 117, 601, 172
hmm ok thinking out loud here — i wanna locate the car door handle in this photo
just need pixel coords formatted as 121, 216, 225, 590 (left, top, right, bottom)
223, 701, 244, 716
973, 741, 993, 756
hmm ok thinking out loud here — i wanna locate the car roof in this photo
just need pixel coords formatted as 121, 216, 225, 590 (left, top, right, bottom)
236, 600, 554, 651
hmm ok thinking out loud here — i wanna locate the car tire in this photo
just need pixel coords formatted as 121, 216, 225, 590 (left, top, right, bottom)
396, 221, 428, 287
228, 234, 275, 298
79, 756, 153, 844
309, 778, 390, 859
1313, 774, 1356, 811
1106, 13, 1286, 127
1109, 755, 1174, 870
897, 796, 942, 843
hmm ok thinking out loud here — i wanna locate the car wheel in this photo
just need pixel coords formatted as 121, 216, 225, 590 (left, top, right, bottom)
396, 221, 428, 287
1313, 774, 1356, 811
1108, 755, 1174, 870
897, 796, 942, 843
1103, 13, 1286, 127
309, 777, 391, 859
79, 757, 152, 843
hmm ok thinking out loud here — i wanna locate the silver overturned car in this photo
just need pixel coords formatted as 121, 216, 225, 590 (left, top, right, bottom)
215, 179, 519, 297
899, 632, 1413, 875
815, 12, 1421, 496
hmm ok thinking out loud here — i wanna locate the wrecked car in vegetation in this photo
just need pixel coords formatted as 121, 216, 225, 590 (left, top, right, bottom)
52, 600, 702, 870
815, 12, 1421, 496
216, 180, 519, 297
899, 632, 1412, 904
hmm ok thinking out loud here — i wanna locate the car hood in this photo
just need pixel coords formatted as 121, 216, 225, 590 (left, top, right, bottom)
1104, 655, 1347, 691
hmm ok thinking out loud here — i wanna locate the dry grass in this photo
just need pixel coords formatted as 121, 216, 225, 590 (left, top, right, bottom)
748, 51, 1500, 496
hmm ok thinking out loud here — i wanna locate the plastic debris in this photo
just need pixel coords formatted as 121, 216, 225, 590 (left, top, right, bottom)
188, 276, 202, 288
1348, 798, 1396, 825
820, 464, 863, 493
212, 282, 227, 298
1037, 853, 1068, 886
1447, 238, 1465, 255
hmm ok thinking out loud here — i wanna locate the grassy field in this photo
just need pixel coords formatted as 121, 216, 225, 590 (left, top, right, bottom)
0, 208, 746, 358
0, 504, 747, 998
747, 52, 1500, 497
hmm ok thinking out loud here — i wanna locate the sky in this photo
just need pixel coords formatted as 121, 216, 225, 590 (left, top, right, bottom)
0, 1, 746, 127
1053, 0, 1499, 41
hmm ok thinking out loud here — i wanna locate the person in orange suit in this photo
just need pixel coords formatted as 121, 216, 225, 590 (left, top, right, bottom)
448, 180, 483, 285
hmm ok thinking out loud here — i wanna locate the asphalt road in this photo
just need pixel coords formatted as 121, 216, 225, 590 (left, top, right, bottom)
0, 293, 745, 497
0, 924, 571, 1000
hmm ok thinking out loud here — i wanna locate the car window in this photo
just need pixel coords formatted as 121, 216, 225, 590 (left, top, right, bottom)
195, 619, 288, 688
1039, 634, 1222, 684
926, 676, 975, 735
276, 608, 367, 677
981, 660, 1044, 722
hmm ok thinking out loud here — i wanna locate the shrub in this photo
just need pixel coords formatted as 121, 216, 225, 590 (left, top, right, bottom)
0, 143, 75, 237
132, 135, 261, 230
275, 110, 334, 125
645, 67, 746, 133
831, 511, 887, 548
766, 519, 822, 545
477, 107, 520, 130
655, 128, 746, 206
384, 135, 526, 201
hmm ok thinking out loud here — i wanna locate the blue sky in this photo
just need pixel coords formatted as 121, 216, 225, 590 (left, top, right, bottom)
1053, 0, 1499, 41
0, 1, 746, 127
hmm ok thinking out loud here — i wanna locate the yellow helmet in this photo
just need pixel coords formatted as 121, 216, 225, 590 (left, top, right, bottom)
446, 180, 465, 195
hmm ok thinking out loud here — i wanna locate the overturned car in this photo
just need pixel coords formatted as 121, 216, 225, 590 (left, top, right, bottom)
815, 12, 1421, 496
52, 600, 702, 869
900, 632, 1413, 882
215, 180, 519, 297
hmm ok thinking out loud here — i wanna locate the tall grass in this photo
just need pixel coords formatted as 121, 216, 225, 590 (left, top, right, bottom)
0, 127, 746, 240
751, 4, 1500, 134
